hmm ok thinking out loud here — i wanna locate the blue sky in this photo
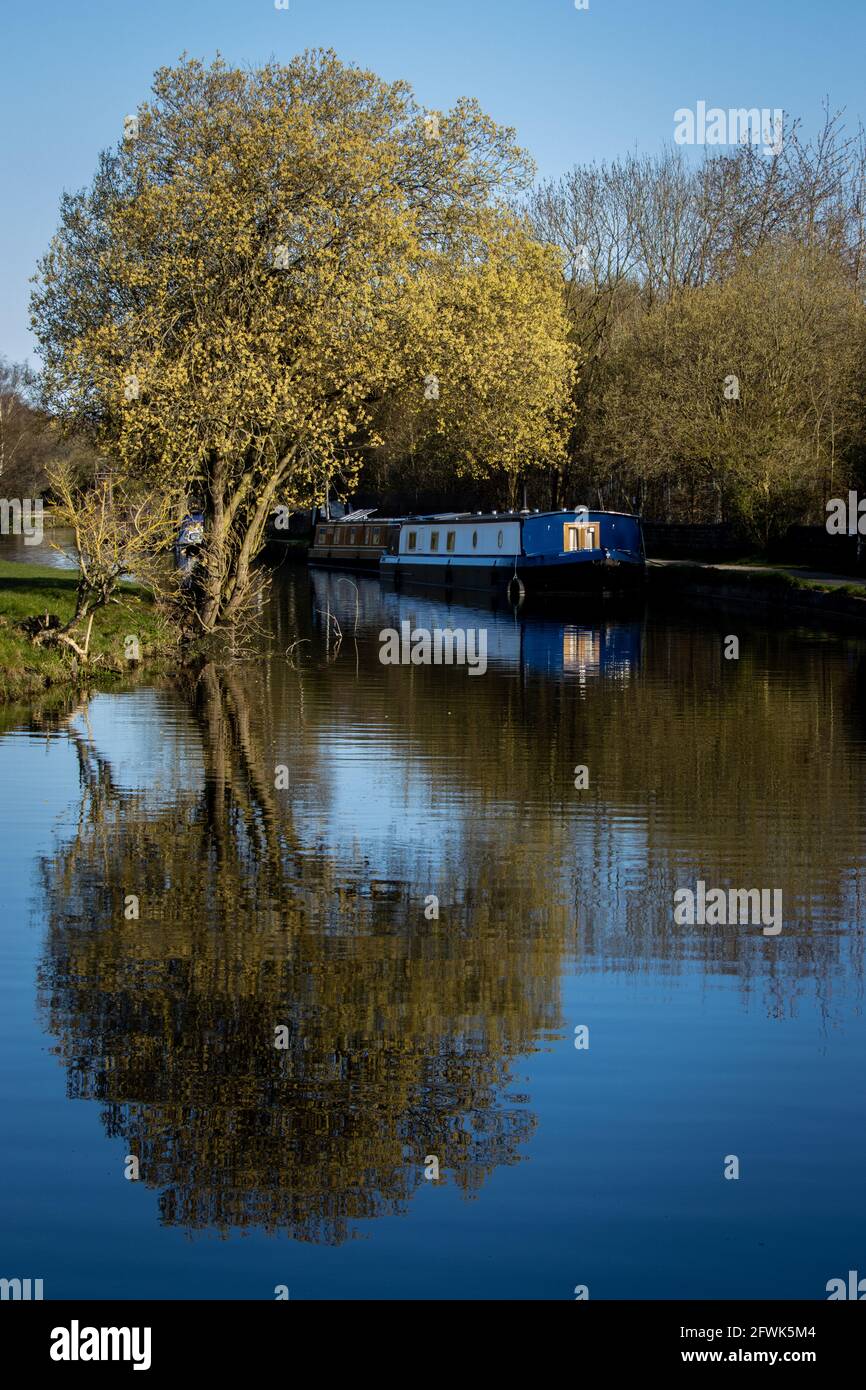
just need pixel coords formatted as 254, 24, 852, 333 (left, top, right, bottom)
2, 0, 864, 363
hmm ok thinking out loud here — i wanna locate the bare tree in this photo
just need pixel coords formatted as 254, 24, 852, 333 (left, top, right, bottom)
35, 461, 184, 660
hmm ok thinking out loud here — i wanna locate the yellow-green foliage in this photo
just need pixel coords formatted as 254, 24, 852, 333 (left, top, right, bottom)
592, 243, 866, 538
32, 51, 577, 628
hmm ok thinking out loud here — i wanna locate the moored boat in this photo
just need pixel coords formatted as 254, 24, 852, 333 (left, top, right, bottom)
308, 510, 403, 572
379, 509, 645, 596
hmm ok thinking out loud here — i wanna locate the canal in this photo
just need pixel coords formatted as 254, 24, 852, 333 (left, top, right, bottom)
1, 551, 864, 1299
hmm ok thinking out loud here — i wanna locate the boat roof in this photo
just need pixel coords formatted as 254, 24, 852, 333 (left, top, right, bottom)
321, 515, 405, 524
322, 508, 642, 524
404, 508, 642, 523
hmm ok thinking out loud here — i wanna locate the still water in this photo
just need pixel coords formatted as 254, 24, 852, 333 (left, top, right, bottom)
1, 557, 864, 1300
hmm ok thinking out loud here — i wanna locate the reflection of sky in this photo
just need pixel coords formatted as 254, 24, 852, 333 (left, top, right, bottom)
68, 689, 205, 806
5, 676, 649, 921
292, 698, 653, 920
311, 741, 452, 873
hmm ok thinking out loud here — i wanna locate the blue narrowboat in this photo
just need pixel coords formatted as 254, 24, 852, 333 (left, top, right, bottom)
379, 509, 646, 596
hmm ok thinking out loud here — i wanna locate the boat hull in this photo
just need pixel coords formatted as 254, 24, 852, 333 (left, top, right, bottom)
309, 549, 386, 572
380, 551, 645, 595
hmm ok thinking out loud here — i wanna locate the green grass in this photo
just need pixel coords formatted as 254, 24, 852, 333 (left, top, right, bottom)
0, 560, 178, 704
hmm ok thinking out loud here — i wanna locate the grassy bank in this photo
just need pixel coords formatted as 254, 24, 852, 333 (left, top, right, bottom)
0, 560, 177, 704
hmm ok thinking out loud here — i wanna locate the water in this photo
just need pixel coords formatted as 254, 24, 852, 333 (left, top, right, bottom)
0, 524, 77, 568
1, 555, 864, 1300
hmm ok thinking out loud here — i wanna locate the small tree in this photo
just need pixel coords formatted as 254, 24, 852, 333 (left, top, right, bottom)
39, 461, 183, 660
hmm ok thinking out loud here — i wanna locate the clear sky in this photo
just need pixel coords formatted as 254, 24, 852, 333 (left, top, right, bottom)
2, 0, 864, 363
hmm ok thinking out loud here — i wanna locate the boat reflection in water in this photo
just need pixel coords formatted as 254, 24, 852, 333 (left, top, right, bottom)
308, 568, 644, 684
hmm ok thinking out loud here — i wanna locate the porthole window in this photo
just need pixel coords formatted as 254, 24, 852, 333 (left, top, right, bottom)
497, 530, 504, 549
472, 531, 478, 549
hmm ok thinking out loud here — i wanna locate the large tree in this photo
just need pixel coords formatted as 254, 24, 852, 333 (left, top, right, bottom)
31, 51, 574, 633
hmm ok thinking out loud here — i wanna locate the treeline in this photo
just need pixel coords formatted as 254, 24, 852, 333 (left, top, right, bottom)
0, 354, 100, 498
366, 108, 866, 542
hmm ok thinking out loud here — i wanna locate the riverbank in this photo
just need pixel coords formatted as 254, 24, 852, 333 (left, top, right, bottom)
648, 558, 866, 625
0, 560, 177, 704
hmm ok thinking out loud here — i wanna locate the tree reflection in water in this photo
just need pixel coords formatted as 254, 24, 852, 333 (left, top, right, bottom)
36, 665, 561, 1244
34, 576, 866, 1246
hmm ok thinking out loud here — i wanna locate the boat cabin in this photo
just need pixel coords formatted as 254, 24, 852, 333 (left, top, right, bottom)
394, 511, 641, 559
309, 512, 402, 572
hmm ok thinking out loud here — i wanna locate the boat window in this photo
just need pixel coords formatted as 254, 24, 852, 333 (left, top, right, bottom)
446, 531, 456, 552
497, 530, 503, 549
430, 531, 439, 552
324, 529, 333, 545
407, 531, 417, 551
472, 531, 478, 549
564, 523, 599, 552
347, 528, 355, 545
371, 528, 381, 544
